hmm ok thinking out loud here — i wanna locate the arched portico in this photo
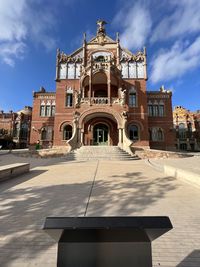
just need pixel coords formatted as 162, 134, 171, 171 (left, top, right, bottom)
79, 110, 121, 146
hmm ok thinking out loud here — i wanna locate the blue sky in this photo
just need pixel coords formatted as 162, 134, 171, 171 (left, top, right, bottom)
0, 0, 200, 112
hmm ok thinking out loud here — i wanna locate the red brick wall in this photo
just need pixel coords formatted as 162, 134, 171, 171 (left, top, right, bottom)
147, 92, 175, 150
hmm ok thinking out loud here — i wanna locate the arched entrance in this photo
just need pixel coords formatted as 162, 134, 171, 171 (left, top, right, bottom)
93, 123, 108, 145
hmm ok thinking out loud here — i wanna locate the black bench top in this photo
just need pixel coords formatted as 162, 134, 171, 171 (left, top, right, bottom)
44, 216, 172, 230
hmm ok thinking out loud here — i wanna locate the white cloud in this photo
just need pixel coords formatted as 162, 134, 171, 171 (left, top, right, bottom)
0, 42, 26, 67
0, 0, 58, 66
151, 0, 200, 42
113, 1, 152, 50
150, 36, 200, 83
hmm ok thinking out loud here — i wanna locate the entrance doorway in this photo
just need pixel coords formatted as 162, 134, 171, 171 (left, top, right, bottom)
93, 124, 108, 145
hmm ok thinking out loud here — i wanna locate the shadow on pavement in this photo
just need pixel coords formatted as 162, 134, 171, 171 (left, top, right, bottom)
0, 169, 178, 266
176, 250, 200, 267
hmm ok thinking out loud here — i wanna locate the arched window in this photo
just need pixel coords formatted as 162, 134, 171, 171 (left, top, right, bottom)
178, 123, 186, 139
128, 124, 139, 141
41, 128, 47, 140
41, 127, 53, 140
21, 123, 28, 138
66, 93, 73, 107
129, 87, 137, 107
63, 125, 72, 140
150, 127, 164, 141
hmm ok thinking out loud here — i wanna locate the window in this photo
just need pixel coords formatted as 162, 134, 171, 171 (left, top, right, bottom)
153, 105, 159, 116
159, 105, 164, 117
41, 127, 53, 140
63, 125, 72, 140
21, 123, 28, 138
129, 87, 137, 107
129, 92, 136, 107
46, 106, 51, 117
121, 62, 129, 78
59, 64, 67, 79
66, 94, 73, 107
148, 104, 165, 117
148, 105, 153, 116
67, 63, 75, 79
178, 123, 186, 139
128, 125, 139, 141
41, 128, 47, 140
40, 106, 45, 117
150, 127, 164, 141
51, 105, 55, 116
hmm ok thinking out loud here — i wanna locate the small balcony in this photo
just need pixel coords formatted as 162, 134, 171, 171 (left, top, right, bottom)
81, 97, 119, 105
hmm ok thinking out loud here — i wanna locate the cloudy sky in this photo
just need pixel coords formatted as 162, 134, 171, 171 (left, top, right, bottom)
0, 0, 200, 111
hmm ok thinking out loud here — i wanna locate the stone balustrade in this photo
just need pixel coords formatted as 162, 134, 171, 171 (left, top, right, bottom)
81, 97, 120, 105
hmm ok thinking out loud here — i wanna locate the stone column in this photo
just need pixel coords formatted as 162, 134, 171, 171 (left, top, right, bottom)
81, 129, 84, 145
120, 128, 123, 143
89, 60, 92, 105
89, 74, 92, 105
82, 86, 85, 98
108, 62, 111, 105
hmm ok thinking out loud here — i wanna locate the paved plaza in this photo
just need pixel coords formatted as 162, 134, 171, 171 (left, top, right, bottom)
0, 153, 200, 266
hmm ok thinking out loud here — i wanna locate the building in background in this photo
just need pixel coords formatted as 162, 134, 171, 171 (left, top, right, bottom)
0, 106, 32, 149
30, 21, 175, 152
173, 106, 200, 151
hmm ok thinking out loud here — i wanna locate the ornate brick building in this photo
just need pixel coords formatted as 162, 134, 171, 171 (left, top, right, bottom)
173, 106, 200, 151
0, 106, 32, 148
30, 21, 174, 152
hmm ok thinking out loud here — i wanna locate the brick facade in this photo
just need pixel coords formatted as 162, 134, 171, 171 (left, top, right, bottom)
0, 107, 32, 148
30, 21, 175, 151
173, 106, 200, 151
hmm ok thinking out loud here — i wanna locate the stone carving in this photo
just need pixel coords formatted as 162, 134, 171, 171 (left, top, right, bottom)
96, 19, 107, 36
160, 85, 172, 94
120, 49, 145, 62
75, 90, 81, 108
122, 111, 128, 120
120, 88, 126, 105
73, 111, 80, 124
58, 49, 83, 64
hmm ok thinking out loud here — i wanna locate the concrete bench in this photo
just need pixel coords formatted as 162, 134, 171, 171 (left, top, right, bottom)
0, 163, 30, 182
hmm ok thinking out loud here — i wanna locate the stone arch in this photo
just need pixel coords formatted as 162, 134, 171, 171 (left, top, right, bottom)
78, 107, 123, 129
59, 121, 73, 132
126, 119, 144, 131
89, 50, 114, 59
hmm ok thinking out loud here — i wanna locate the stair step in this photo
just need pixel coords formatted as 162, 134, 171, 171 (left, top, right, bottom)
65, 146, 139, 161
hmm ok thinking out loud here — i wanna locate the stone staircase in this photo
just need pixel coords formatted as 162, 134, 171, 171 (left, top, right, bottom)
65, 146, 139, 161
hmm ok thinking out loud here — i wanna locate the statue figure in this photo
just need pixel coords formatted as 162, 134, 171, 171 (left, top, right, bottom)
73, 111, 80, 124
96, 19, 107, 35
122, 111, 128, 121
120, 88, 126, 105
160, 85, 166, 92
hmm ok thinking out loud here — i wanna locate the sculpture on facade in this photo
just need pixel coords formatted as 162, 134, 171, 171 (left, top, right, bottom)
75, 90, 81, 108
120, 88, 126, 106
96, 20, 107, 35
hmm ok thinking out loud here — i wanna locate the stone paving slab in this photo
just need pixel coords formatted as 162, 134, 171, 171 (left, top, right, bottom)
0, 155, 200, 266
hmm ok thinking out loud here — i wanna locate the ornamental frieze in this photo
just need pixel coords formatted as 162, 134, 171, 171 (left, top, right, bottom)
120, 49, 145, 62
57, 49, 83, 64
